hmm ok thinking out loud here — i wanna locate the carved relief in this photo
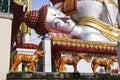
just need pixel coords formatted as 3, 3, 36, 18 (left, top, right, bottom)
91, 56, 118, 73
10, 50, 44, 72
56, 53, 91, 72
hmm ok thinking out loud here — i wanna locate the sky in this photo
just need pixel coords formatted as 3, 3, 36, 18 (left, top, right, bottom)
32, 0, 50, 10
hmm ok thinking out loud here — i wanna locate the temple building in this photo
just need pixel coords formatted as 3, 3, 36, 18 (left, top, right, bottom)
10, 0, 119, 73
1, 0, 120, 80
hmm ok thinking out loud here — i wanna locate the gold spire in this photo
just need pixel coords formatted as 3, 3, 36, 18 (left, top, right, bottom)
27, 0, 31, 12
21, 0, 31, 34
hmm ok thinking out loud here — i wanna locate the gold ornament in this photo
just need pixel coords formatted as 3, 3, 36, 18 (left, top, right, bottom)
13, 0, 27, 6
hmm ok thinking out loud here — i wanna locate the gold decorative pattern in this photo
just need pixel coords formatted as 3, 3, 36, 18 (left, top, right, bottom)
21, 22, 31, 34
13, 0, 27, 6
52, 38, 117, 49
24, 5, 48, 35
78, 0, 104, 3
61, 0, 77, 15
51, 38, 117, 54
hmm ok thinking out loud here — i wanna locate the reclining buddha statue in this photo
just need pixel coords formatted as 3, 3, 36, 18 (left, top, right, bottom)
48, 0, 120, 42
11, 0, 120, 44
11, 0, 120, 72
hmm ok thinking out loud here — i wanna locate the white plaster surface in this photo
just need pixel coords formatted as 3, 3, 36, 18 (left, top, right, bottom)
0, 17, 12, 80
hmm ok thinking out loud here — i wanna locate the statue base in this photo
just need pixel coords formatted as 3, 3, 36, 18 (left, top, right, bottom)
7, 72, 120, 80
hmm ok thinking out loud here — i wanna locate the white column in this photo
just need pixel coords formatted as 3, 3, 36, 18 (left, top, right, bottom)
22, 33, 30, 43
117, 41, 120, 67
0, 13, 13, 80
43, 34, 52, 72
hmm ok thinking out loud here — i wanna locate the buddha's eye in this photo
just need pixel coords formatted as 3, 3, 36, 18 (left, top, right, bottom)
49, 13, 56, 16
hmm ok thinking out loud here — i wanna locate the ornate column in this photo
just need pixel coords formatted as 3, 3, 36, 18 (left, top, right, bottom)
21, 0, 31, 44
16, 0, 32, 71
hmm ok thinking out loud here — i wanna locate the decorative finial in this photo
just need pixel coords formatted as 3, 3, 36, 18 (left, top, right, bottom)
44, 34, 50, 39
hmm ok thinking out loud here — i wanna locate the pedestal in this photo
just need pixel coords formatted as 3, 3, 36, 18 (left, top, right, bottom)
42, 34, 52, 72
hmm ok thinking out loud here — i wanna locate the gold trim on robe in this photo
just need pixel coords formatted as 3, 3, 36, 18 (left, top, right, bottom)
78, 16, 120, 42
108, 0, 118, 8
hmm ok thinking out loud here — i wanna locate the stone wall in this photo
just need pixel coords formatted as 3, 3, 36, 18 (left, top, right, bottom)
7, 72, 120, 80
0, 12, 13, 80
